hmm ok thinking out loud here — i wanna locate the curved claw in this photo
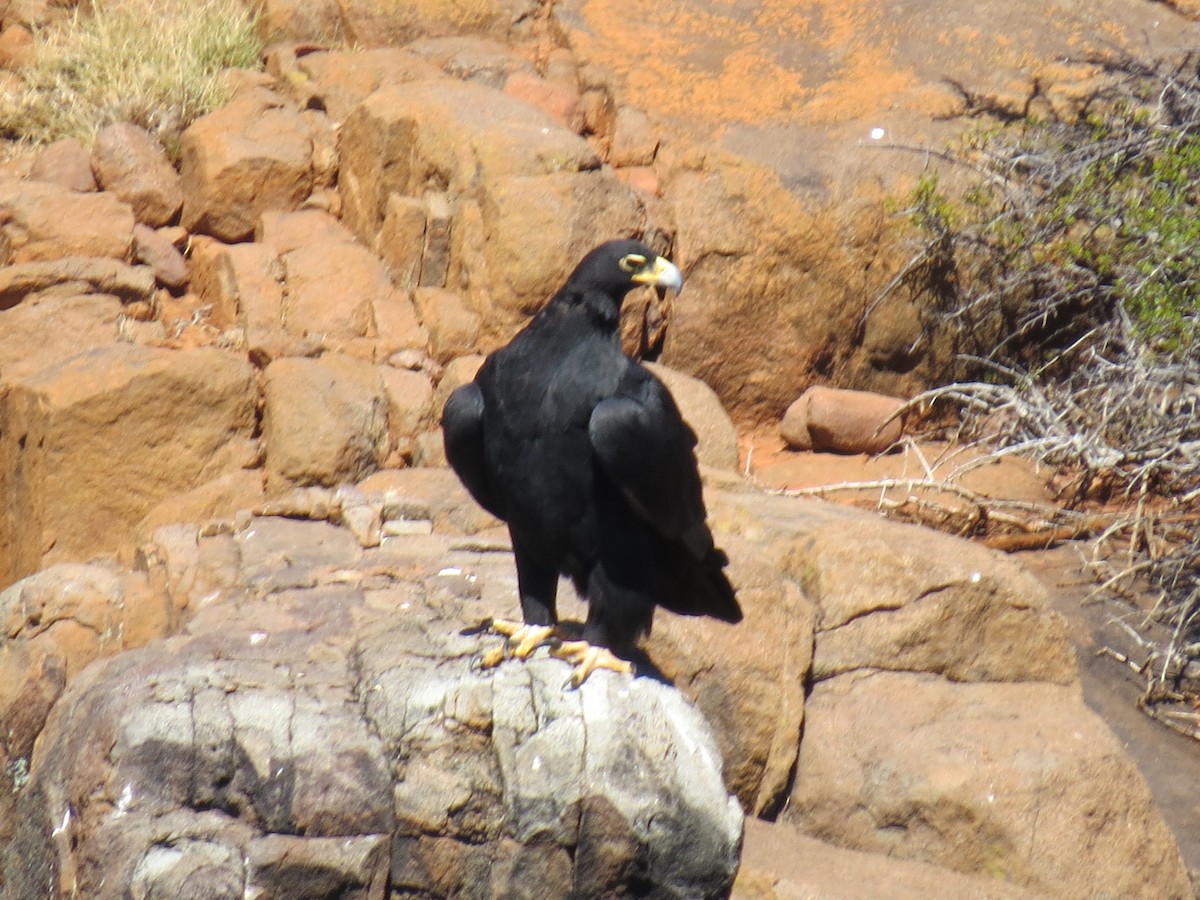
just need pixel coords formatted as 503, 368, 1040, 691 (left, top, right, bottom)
550, 640, 635, 689
474, 619, 559, 671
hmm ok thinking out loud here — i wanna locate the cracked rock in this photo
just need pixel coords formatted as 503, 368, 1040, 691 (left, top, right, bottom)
5, 552, 742, 899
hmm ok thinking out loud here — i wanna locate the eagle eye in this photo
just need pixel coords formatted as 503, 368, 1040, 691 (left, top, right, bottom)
618, 253, 647, 273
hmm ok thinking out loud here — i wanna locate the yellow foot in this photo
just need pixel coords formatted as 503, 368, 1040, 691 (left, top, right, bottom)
549, 640, 635, 689
476, 618, 558, 669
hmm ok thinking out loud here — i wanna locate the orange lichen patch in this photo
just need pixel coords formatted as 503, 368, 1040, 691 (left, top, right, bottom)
803, 46, 922, 125
571, 0, 920, 125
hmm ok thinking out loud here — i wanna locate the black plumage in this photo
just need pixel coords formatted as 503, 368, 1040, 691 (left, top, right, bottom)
443, 239, 741, 681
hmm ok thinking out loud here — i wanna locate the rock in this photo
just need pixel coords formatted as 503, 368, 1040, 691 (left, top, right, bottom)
262, 354, 390, 490
256, 207, 354, 255
412, 287, 481, 363
0, 294, 123, 380
337, 0, 540, 48
136, 469, 266, 543
471, 169, 642, 319
249, 208, 428, 356
785, 670, 1192, 899
407, 36, 537, 88
132, 224, 188, 290
373, 288, 431, 360
735, 818, 1045, 900
376, 192, 427, 287
0, 257, 155, 309
6, 521, 741, 898
0, 177, 134, 263
254, 0, 342, 45
280, 239, 381, 340
782, 385, 905, 454
647, 362, 739, 471
643, 526, 811, 816
338, 79, 599, 243
615, 164, 661, 196
0, 564, 170, 849
552, 0, 1197, 202
798, 513, 1077, 685
356, 466, 500, 537
660, 154, 870, 425
503, 70, 580, 125
432, 354, 485, 420
294, 47, 444, 122
608, 105, 659, 167
0, 23, 35, 70
90, 122, 184, 227
282, 238, 387, 343
380, 366, 435, 447
179, 90, 315, 241
0, 345, 258, 586
27, 138, 96, 192
188, 236, 283, 338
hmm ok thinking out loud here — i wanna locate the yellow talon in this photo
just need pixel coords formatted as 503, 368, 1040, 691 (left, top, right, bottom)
549, 640, 635, 689
476, 619, 559, 669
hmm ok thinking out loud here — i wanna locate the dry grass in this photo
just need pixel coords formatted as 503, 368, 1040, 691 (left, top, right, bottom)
0, 0, 262, 150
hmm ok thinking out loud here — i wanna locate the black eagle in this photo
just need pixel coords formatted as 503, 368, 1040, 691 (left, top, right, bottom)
442, 239, 741, 686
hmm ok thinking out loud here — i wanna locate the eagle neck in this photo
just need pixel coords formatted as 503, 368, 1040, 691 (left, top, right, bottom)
580, 290, 622, 329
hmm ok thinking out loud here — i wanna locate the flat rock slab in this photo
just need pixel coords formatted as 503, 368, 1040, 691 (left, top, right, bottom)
6, 518, 742, 900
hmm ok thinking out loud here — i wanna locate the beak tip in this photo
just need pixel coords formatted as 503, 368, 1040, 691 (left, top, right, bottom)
659, 259, 683, 293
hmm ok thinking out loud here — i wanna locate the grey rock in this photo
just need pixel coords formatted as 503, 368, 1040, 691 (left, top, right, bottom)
6, 517, 742, 899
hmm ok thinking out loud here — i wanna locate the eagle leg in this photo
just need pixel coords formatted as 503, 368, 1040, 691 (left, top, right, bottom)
548, 639, 635, 689
477, 618, 559, 669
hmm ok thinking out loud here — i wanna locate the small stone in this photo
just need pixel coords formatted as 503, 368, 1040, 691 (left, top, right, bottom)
413, 287, 480, 363
133, 223, 188, 290
781, 386, 906, 454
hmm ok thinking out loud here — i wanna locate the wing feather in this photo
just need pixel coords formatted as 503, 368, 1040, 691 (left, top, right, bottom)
588, 371, 712, 558
442, 383, 505, 520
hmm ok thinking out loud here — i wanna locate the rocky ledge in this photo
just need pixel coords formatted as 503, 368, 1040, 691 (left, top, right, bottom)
1, 470, 1191, 898
5, 508, 741, 899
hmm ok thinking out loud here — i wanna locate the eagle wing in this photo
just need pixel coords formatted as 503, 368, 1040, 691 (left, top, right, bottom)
442, 382, 505, 521
588, 369, 714, 560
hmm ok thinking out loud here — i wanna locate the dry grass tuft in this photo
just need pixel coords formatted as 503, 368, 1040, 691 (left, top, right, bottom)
0, 0, 262, 149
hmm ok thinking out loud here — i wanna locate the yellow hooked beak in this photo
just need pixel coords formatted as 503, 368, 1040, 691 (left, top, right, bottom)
631, 256, 683, 293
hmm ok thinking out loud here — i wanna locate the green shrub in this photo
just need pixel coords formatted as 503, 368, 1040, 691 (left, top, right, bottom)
902, 59, 1200, 363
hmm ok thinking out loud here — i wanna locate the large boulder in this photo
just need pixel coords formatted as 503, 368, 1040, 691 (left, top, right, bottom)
0, 345, 258, 587
0, 564, 170, 850
5, 516, 742, 899
797, 512, 1077, 685
0, 294, 123, 376
338, 79, 647, 336
786, 670, 1192, 899
179, 89, 316, 242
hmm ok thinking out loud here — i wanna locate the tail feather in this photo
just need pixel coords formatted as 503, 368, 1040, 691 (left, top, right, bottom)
659, 545, 742, 623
